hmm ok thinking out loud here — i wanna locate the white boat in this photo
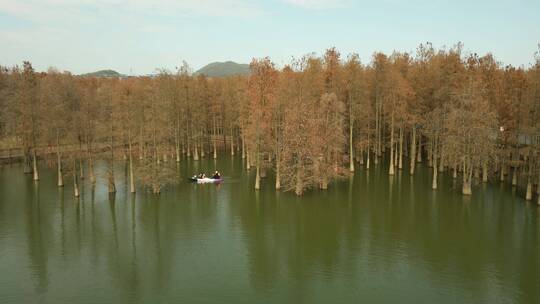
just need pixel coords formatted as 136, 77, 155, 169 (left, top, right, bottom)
189, 177, 223, 183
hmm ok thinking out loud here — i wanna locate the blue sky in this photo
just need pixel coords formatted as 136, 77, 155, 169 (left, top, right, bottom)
0, 0, 539, 75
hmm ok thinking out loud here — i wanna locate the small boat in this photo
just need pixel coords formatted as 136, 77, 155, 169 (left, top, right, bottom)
189, 176, 223, 183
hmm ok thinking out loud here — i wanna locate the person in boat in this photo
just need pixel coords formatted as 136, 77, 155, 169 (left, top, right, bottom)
212, 171, 221, 179
197, 173, 206, 179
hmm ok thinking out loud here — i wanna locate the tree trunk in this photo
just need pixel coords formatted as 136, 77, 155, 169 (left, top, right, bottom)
212, 118, 217, 159
432, 138, 437, 190
86, 132, 95, 182
410, 126, 416, 175
416, 136, 422, 163
230, 127, 235, 156
537, 169, 540, 195
388, 111, 395, 176
255, 164, 260, 190
462, 179, 472, 195
428, 138, 433, 168
366, 136, 370, 169
23, 147, 32, 173
32, 148, 39, 181
176, 119, 181, 162
512, 167, 518, 186
482, 160, 488, 183
375, 100, 379, 157
193, 141, 199, 161
320, 175, 328, 190
200, 139, 205, 158
108, 126, 116, 194
462, 160, 472, 195
398, 126, 403, 170
73, 159, 79, 197
438, 150, 444, 172
79, 158, 84, 179
56, 130, 63, 187
525, 178, 532, 200
242, 137, 246, 158
246, 149, 251, 170
349, 112, 354, 172
295, 168, 303, 196
128, 130, 135, 193
275, 162, 281, 190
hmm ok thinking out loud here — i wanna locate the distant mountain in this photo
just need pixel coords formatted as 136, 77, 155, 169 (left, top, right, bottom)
194, 61, 250, 77
81, 69, 125, 78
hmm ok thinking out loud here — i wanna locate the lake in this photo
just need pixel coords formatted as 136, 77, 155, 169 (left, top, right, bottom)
0, 157, 539, 303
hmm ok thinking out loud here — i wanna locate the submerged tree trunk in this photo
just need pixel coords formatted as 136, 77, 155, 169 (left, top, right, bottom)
275, 162, 281, 190
416, 136, 422, 163
462, 158, 472, 195
230, 127, 235, 156
500, 160, 505, 182
366, 135, 370, 169
108, 124, 116, 194
537, 169, 540, 196
388, 111, 395, 176
349, 111, 354, 172
295, 167, 303, 196
246, 149, 251, 170
255, 138, 261, 190
432, 137, 438, 190
398, 125, 403, 170
128, 130, 135, 194
87, 136, 95, 184
32, 148, 39, 181
139, 126, 144, 160
428, 138, 433, 168
73, 158, 79, 197
193, 140, 199, 161
23, 147, 32, 174
255, 164, 260, 190
176, 119, 181, 163
78, 140, 84, 180
212, 117, 217, 159
482, 160, 488, 183
438, 150, 444, 172
525, 178, 532, 200
56, 130, 63, 187
410, 126, 416, 175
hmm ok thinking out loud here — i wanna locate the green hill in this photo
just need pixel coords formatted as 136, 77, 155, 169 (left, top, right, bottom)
194, 61, 249, 77
81, 69, 125, 78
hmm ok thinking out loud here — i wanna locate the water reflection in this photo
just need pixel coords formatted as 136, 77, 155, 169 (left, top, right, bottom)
0, 158, 538, 303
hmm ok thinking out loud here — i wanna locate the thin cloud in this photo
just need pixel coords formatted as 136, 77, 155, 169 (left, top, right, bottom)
0, 0, 263, 24
282, 0, 349, 9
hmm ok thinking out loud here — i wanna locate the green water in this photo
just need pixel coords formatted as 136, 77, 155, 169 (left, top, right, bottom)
0, 157, 539, 303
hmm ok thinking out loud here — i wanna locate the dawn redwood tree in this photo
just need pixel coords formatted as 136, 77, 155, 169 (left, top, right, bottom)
12, 62, 42, 178
444, 55, 497, 195
78, 78, 100, 184
248, 57, 278, 190
2, 46, 540, 198
40, 69, 71, 187
343, 54, 365, 172
278, 57, 319, 195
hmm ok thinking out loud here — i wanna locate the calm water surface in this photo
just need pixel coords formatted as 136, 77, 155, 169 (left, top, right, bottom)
0, 157, 539, 303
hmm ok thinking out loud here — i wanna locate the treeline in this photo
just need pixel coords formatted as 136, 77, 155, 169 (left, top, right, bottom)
0, 43, 539, 202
